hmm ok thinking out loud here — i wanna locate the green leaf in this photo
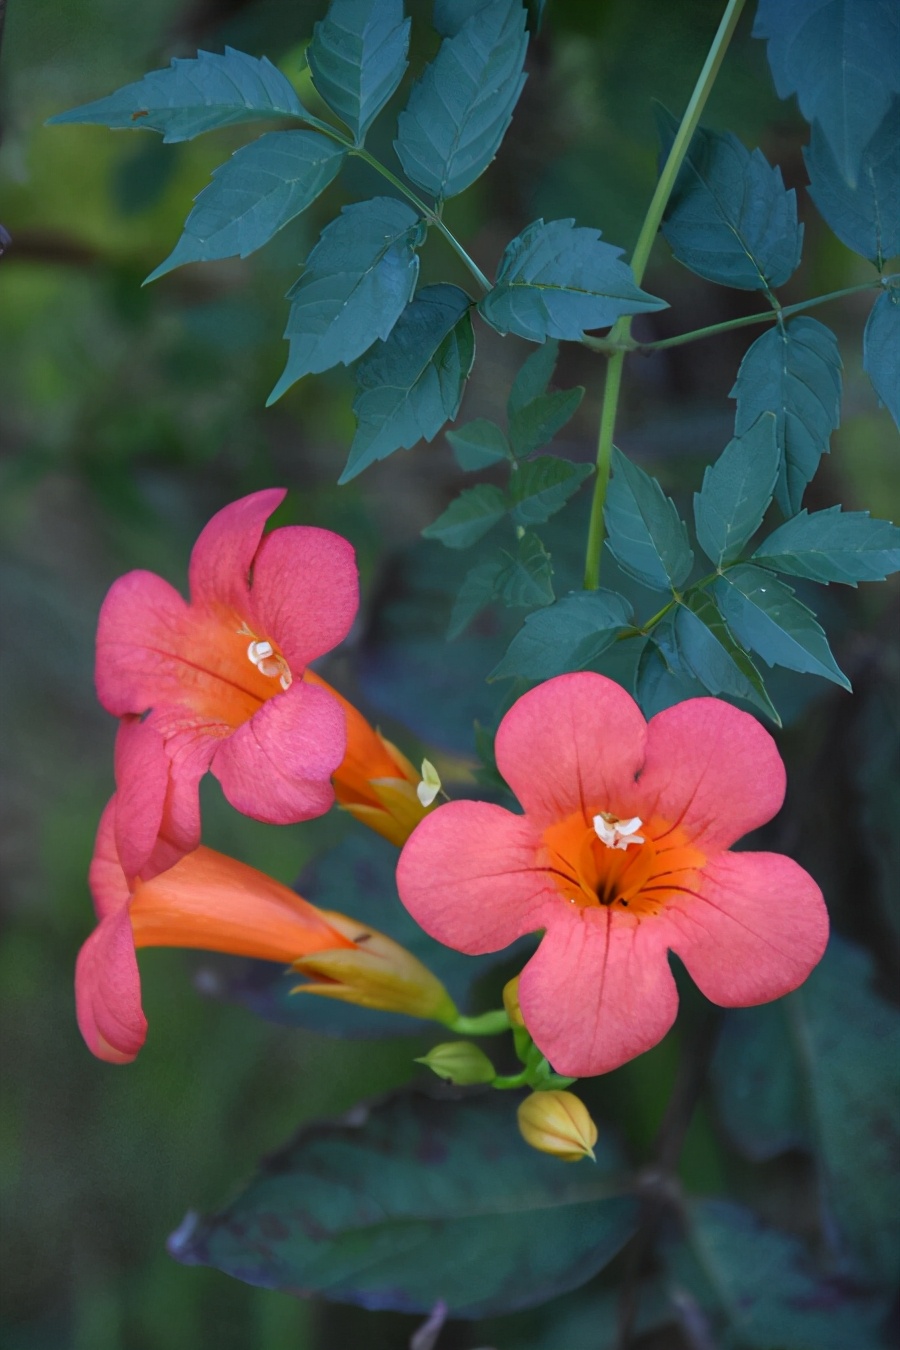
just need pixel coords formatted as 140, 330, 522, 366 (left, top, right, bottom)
394, 0, 528, 200
604, 448, 693, 592
714, 564, 851, 689
308, 0, 410, 143
674, 1200, 892, 1350
731, 317, 843, 516
804, 101, 900, 266
432, 0, 485, 35
634, 617, 707, 717
675, 590, 780, 723
447, 559, 506, 638
446, 419, 512, 470
656, 107, 803, 290
479, 219, 667, 342
490, 589, 633, 680
268, 197, 422, 401
752, 505, 900, 584
753, 0, 900, 187
168, 1091, 639, 1317
146, 132, 345, 280
507, 339, 559, 412
342, 284, 475, 482
493, 532, 555, 607
693, 413, 780, 566
48, 48, 309, 143
712, 938, 900, 1287
421, 484, 508, 549
508, 389, 584, 458
509, 457, 593, 525
864, 285, 900, 429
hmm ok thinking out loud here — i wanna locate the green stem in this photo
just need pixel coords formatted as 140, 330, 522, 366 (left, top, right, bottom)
448, 1009, 510, 1037
492, 1070, 531, 1090
582, 0, 747, 591
351, 148, 492, 292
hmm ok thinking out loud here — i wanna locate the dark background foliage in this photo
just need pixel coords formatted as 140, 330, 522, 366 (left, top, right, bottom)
0, 1, 897, 1347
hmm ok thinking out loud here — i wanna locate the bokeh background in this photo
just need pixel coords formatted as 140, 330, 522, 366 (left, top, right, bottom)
1, 1, 897, 1347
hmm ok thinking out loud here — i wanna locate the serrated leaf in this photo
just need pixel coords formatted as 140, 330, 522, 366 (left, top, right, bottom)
731, 317, 842, 516
447, 558, 506, 637
508, 387, 584, 457
421, 483, 508, 549
693, 413, 780, 566
432, 0, 485, 36
490, 588, 633, 680
635, 622, 707, 718
48, 48, 308, 143
863, 285, 900, 429
604, 448, 693, 592
479, 218, 667, 341
714, 564, 851, 689
146, 131, 344, 280
395, 0, 528, 200
752, 505, 900, 584
168, 1091, 639, 1317
656, 107, 803, 291
308, 0, 410, 143
268, 197, 421, 402
804, 100, 900, 266
509, 456, 592, 525
753, 0, 900, 187
494, 532, 555, 607
342, 284, 475, 482
675, 590, 780, 723
507, 339, 560, 413
446, 419, 511, 470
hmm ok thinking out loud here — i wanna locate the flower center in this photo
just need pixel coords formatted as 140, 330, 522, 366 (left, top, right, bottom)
240, 625, 292, 691
542, 811, 705, 916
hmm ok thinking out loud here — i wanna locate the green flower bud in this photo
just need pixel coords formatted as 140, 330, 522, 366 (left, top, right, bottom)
415, 1040, 496, 1086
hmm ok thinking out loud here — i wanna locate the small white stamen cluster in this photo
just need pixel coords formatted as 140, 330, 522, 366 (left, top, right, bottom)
416, 758, 441, 808
247, 639, 292, 690
592, 811, 645, 851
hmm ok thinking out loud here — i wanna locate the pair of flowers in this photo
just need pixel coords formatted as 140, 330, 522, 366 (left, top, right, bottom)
79, 490, 829, 1077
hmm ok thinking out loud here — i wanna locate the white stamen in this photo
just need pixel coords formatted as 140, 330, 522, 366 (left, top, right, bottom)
593, 811, 645, 851
279, 670, 292, 691
417, 759, 441, 807
247, 639, 274, 664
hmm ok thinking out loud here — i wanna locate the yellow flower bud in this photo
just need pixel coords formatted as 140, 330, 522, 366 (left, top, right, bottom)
291, 910, 458, 1024
502, 976, 525, 1028
416, 1041, 496, 1085
517, 1090, 598, 1163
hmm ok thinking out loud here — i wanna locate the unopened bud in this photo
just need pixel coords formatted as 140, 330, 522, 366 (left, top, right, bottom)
517, 1090, 598, 1163
416, 759, 442, 807
502, 976, 525, 1028
416, 1041, 496, 1085
292, 910, 458, 1024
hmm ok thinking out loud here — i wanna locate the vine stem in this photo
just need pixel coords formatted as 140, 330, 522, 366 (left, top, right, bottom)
583, 0, 748, 590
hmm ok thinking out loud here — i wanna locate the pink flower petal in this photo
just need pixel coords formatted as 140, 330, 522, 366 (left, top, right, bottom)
210, 677, 345, 823
494, 673, 648, 827
89, 798, 131, 919
249, 525, 359, 671
188, 488, 286, 612
518, 908, 679, 1077
75, 906, 146, 1064
113, 718, 169, 883
95, 570, 191, 717
635, 699, 786, 852
396, 801, 555, 954
661, 850, 828, 1006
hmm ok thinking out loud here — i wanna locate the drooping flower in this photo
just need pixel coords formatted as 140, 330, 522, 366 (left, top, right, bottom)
396, 673, 829, 1078
96, 489, 359, 828
304, 670, 436, 846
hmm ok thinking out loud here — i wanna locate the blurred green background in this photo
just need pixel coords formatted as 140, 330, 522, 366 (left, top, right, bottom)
1, 0, 897, 1347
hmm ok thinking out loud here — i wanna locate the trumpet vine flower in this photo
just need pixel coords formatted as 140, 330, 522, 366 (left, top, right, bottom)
96, 489, 358, 827
397, 673, 829, 1078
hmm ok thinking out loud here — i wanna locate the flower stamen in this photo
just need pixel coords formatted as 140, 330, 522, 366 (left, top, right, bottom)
592, 812, 645, 850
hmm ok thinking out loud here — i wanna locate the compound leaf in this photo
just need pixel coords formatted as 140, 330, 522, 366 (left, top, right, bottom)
447, 419, 512, 470
147, 131, 345, 280
268, 197, 421, 401
753, 0, 900, 187
804, 100, 900, 266
752, 506, 900, 584
308, 0, 410, 143
395, 0, 528, 200
48, 48, 309, 143
493, 532, 555, 608
714, 564, 850, 689
509, 456, 593, 525
604, 448, 693, 592
675, 590, 780, 723
342, 284, 475, 481
657, 107, 803, 290
694, 412, 780, 566
490, 588, 633, 680
479, 219, 666, 342
731, 317, 842, 516
863, 285, 900, 429
422, 484, 508, 549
